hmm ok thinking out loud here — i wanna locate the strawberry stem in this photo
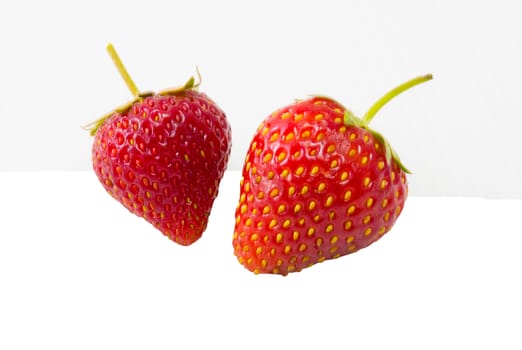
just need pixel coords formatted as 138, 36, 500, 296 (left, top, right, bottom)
106, 43, 140, 98
363, 74, 432, 125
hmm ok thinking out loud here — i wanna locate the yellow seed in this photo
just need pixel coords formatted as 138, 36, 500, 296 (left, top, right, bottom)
347, 205, 356, 215
261, 127, 269, 136
301, 130, 311, 138
361, 156, 368, 166
276, 233, 283, 243
363, 134, 370, 143
348, 149, 357, 157
364, 228, 372, 236
293, 150, 301, 159
340, 172, 349, 181
396, 206, 402, 215
295, 166, 305, 176
378, 226, 386, 234
263, 153, 273, 163
380, 179, 388, 189
344, 220, 352, 231
257, 191, 265, 199
316, 238, 323, 247
339, 125, 347, 133
245, 218, 252, 226
251, 233, 259, 241
363, 215, 372, 224
363, 177, 371, 187
292, 231, 300, 241
261, 259, 268, 268
288, 186, 296, 196
308, 200, 317, 211
240, 204, 247, 214
277, 152, 287, 162
330, 159, 339, 168
327, 144, 336, 153
284, 245, 292, 254
294, 203, 302, 214
299, 243, 307, 252
277, 204, 286, 214
311, 166, 320, 175
262, 206, 271, 215
316, 133, 325, 141
281, 112, 291, 120
325, 224, 334, 234
283, 219, 291, 228
307, 227, 316, 236
285, 132, 295, 142
348, 245, 356, 252
302, 256, 310, 263
318, 256, 326, 263
298, 217, 305, 226
269, 132, 280, 142
382, 198, 389, 208
255, 175, 262, 184
276, 259, 283, 266
378, 160, 385, 170
244, 182, 250, 193
391, 171, 396, 181
366, 197, 374, 208
273, 267, 279, 274
288, 265, 295, 272
269, 219, 278, 229
313, 215, 321, 222
267, 171, 275, 180
270, 248, 276, 256
294, 113, 304, 122
315, 113, 324, 121
346, 236, 354, 243
329, 211, 336, 220
325, 196, 334, 208
281, 169, 290, 177
254, 269, 260, 274
317, 182, 326, 192
301, 185, 309, 195
330, 246, 338, 254
349, 133, 357, 140
270, 188, 279, 197
383, 212, 391, 221
344, 190, 352, 201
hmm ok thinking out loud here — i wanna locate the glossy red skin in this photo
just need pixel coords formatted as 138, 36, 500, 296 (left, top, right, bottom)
93, 90, 231, 245
233, 97, 407, 275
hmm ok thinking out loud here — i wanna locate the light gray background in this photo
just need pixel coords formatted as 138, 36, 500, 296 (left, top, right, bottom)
1, 0, 521, 198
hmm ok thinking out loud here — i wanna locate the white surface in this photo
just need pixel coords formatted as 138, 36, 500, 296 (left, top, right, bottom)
1, 170, 521, 349
0, 1, 521, 198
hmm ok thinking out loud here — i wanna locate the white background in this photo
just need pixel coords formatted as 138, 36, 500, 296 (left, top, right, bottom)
1, 171, 521, 349
0, 0, 521, 198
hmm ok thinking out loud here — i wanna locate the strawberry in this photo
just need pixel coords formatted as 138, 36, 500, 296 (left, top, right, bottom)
233, 74, 432, 274
86, 44, 231, 246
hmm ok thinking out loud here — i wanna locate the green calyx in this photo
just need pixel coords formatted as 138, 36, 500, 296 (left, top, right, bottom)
84, 43, 200, 136
343, 74, 433, 174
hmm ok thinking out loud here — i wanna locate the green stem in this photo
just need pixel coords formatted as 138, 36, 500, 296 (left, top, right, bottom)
362, 74, 433, 125
106, 43, 140, 98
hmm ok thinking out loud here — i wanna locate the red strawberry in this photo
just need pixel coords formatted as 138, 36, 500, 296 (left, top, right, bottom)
87, 44, 231, 246
233, 74, 432, 274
